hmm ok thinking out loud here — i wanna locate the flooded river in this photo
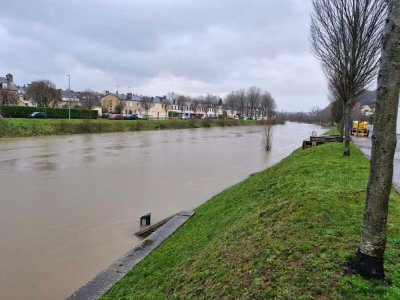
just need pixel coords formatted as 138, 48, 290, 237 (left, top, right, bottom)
0, 122, 323, 299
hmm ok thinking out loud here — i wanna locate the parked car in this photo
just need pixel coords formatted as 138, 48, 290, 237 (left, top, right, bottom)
28, 112, 46, 118
124, 114, 139, 120
178, 114, 190, 120
109, 114, 124, 120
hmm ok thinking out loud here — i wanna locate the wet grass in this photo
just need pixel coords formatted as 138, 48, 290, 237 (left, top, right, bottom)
102, 142, 400, 299
0, 118, 258, 138
325, 126, 342, 136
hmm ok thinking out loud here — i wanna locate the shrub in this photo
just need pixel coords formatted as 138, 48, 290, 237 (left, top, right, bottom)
158, 122, 168, 129
135, 121, 144, 131
168, 111, 180, 118
79, 119, 94, 133
189, 118, 198, 128
56, 120, 72, 134
201, 118, 211, 128
217, 119, 228, 127
261, 125, 273, 151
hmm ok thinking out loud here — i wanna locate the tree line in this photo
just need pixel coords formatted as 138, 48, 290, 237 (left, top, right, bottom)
165, 87, 277, 119
0, 79, 100, 111
224, 87, 276, 119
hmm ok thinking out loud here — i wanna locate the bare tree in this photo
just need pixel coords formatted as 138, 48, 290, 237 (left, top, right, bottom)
191, 97, 200, 118
261, 125, 273, 151
161, 97, 170, 119
353, 1, 400, 279
260, 91, 276, 119
202, 94, 218, 118
330, 99, 344, 130
81, 89, 98, 110
246, 86, 261, 119
26, 80, 61, 108
114, 101, 124, 114
141, 96, 153, 118
80, 89, 98, 118
225, 91, 238, 117
311, 0, 387, 156
167, 92, 176, 102
0, 89, 18, 105
235, 89, 247, 118
176, 95, 187, 117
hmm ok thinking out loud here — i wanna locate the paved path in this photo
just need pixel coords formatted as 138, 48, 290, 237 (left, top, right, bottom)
352, 135, 400, 193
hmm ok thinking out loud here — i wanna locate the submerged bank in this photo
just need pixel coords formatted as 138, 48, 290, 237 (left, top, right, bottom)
0, 118, 278, 138
102, 143, 400, 299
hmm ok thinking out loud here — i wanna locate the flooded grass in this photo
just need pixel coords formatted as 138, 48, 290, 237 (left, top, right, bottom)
102, 143, 400, 299
0, 119, 260, 138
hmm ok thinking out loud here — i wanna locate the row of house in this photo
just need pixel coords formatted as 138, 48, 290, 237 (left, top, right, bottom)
100, 92, 232, 119
1, 73, 232, 119
0, 73, 100, 108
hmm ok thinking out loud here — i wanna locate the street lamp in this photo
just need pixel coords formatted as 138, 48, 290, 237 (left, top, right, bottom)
67, 75, 71, 119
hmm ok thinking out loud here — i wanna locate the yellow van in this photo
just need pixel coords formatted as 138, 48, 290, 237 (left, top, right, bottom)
351, 121, 369, 137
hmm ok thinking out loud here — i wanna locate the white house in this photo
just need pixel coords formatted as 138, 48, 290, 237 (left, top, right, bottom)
361, 105, 374, 116
206, 107, 216, 118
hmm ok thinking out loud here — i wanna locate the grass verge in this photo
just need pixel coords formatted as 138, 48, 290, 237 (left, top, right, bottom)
102, 143, 400, 299
0, 118, 263, 138
325, 126, 341, 136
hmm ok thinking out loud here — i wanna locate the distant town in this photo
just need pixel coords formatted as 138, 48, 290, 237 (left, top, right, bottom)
0, 72, 383, 126
0, 73, 279, 120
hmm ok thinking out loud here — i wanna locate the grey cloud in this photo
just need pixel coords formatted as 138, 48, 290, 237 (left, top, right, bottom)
0, 0, 327, 111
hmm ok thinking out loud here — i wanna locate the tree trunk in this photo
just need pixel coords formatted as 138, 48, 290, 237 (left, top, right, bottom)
343, 103, 352, 156
340, 117, 345, 139
353, 0, 400, 279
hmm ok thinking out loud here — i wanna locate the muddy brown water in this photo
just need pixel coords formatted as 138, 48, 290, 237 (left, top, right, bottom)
0, 122, 323, 299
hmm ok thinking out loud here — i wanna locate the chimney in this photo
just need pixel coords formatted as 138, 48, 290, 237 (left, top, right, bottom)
127, 93, 132, 100
116, 91, 119, 97
105, 90, 110, 94
6, 73, 13, 84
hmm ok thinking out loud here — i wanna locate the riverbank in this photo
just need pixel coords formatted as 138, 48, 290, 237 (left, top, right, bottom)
0, 118, 277, 138
102, 142, 400, 299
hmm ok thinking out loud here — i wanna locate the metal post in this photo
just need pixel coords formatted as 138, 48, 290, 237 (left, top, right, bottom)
67, 75, 71, 119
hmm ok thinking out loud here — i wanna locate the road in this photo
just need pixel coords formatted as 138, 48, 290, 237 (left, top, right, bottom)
352, 135, 400, 193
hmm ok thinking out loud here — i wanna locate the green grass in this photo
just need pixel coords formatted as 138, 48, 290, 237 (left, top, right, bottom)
325, 126, 341, 136
102, 143, 400, 299
0, 118, 259, 138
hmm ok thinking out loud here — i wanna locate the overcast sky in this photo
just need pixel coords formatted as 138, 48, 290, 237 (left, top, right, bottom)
0, 0, 331, 111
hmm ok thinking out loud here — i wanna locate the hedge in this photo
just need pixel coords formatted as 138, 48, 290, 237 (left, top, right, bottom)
0, 106, 98, 119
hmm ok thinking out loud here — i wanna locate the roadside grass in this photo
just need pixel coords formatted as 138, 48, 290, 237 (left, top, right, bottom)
325, 126, 341, 136
0, 118, 259, 138
102, 143, 400, 299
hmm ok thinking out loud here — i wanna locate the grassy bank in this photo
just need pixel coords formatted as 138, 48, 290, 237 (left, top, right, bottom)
103, 143, 400, 299
0, 118, 265, 138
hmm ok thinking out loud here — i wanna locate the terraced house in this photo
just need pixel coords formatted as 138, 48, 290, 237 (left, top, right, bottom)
101, 92, 169, 119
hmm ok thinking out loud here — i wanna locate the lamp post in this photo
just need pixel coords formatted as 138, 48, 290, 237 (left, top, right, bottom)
67, 75, 71, 119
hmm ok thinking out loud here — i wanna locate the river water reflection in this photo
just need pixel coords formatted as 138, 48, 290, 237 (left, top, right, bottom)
0, 122, 323, 299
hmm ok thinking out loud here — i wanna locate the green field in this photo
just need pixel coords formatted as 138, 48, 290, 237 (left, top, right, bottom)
0, 118, 261, 138
102, 142, 400, 299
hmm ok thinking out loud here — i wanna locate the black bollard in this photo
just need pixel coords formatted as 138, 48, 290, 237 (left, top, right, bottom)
140, 213, 151, 226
